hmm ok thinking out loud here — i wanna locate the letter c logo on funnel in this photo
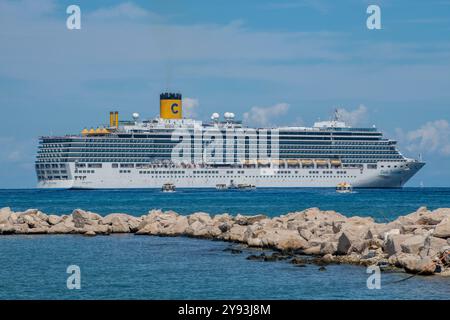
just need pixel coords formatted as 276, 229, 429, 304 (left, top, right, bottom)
171, 103, 179, 114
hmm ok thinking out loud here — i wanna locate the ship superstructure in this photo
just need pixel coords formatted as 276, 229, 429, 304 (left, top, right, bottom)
35, 93, 424, 189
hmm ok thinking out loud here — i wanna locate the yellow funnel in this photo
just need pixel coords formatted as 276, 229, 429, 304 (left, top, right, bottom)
109, 112, 114, 127
160, 92, 182, 119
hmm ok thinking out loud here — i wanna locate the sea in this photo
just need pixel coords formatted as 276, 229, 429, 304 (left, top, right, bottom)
0, 188, 449, 300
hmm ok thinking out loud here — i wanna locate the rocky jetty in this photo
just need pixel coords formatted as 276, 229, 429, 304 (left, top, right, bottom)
1, 206, 450, 276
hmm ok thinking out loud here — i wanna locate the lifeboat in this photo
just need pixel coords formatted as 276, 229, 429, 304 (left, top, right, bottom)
336, 182, 353, 193
331, 160, 342, 167
271, 159, 284, 166
240, 159, 256, 166
287, 159, 299, 166
301, 159, 313, 166
315, 160, 328, 166
257, 159, 270, 166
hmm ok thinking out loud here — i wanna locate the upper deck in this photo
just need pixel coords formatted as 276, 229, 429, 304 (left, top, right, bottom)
37, 113, 404, 166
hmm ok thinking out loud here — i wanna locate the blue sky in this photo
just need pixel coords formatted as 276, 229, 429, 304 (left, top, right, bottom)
0, 0, 450, 187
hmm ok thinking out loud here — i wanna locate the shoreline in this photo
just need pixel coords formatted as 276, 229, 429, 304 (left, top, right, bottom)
1, 206, 450, 276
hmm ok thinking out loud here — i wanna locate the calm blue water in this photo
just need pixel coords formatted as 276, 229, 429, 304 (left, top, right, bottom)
0, 235, 449, 300
1, 188, 450, 220
1, 188, 449, 299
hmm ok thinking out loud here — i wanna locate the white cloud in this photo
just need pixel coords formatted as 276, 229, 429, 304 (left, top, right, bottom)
337, 105, 368, 126
183, 97, 199, 118
397, 120, 450, 156
88, 2, 160, 20
243, 103, 290, 127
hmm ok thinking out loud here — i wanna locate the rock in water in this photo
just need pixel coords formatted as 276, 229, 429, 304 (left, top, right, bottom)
271, 230, 308, 252
384, 234, 410, 256
225, 225, 247, 242
72, 209, 91, 228
218, 223, 231, 233
246, 254, 265, 261
235, 214, 267, 225
419, 236, 448, 258
400, 235, 426, 255
48, 215, 62, 225
433, 218, 450, 239
322, 254, 335, 264
337, 228, 366, 255
0, 207, 13, 224
290, 257, 308, 265
102, 213, 143, 233
401, 255, 437, 275
298, 228, 313, 241
49, 221, 76, 234
0, 223, 15, 234
383, 228, 400, 241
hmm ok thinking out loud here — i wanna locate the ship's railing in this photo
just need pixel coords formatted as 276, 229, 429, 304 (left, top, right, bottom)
132, 159, 365, 170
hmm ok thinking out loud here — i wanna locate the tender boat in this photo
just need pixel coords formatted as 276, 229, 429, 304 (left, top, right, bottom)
161, 183, 176, 192
336, 182, 352, 193
216, 181, 256, 191
237, 184, 256, 190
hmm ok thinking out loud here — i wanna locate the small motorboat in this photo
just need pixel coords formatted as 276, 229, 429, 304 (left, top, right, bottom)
216, 181, 256, 191
336, 182, 352, 193
237, 184, 256, 190
161, 183, 176, 192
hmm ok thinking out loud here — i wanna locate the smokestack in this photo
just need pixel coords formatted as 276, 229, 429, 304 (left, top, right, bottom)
160, 92, 182, 119
115, 111, 119, 128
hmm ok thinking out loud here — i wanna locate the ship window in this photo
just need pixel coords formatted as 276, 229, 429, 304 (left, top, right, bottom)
120, 163, 134, 168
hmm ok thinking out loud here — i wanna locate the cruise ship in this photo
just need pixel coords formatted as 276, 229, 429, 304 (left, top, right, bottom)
35, 92, 425, 189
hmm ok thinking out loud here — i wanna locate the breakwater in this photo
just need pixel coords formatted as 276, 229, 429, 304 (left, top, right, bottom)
1, 206, 449, 276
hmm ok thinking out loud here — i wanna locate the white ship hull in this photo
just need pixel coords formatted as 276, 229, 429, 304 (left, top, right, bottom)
37, 160, 425, 189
